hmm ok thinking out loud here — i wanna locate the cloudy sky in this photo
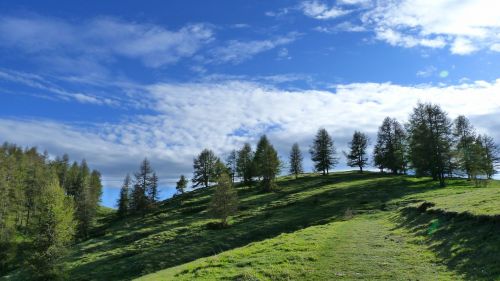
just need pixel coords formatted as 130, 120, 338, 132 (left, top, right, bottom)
1, 0, 500, 195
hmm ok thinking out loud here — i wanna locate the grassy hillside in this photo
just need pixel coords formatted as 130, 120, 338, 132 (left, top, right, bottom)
3, 172, 500, 280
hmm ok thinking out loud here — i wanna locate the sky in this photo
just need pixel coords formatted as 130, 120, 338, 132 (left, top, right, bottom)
1, 0, 500, 206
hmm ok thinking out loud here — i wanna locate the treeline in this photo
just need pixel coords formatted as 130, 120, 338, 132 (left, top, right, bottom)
0, 143, 102, 280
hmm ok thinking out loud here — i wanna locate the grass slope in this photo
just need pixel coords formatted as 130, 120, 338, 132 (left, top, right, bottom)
3, 172, 500, 280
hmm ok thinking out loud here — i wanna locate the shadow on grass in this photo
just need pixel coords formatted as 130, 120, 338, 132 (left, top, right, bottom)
68, 172, 442, 281
396, 203, 500, 281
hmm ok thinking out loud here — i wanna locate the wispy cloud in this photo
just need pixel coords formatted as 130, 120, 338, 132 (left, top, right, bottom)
0, 15, 214, 69
300, 1, 351, 20
207, 32, 301, 64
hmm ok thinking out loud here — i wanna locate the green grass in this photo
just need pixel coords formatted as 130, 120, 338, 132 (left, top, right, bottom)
3, 172, 500, 280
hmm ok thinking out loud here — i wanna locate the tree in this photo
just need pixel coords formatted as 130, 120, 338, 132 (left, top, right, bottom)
310, 128, 337, 175
176, 175, 188, 195
407, 103, 453, 187
478, 134, 499, 179
117, 174, 131, 217
253, 136, 281, 192
131, 158, 155, 212
192, 149, 220, 188
148, 172, 159, 204
209, 173, 238, 227
345, 131, 369, 172
236, 143, 254, 185
289, 143, 304, 179
74, 160, 92, 238
373, 117, 408, 174
225, 150, 237, 183
27, 177, 75, 281
453, 115, 476, 179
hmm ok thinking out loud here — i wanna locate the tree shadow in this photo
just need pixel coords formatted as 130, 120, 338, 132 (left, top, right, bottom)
67, 172, 442, 281
395, 203, 500, 280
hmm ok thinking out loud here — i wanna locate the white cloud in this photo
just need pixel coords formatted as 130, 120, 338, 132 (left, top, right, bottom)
208, 33, 300, 64
2, 78, 500, 187
0, 15, 214, 68
361, 0, 500, 54
300, 1, 351, 20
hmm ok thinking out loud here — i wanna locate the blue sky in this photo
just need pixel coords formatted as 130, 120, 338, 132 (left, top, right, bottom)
1, 0, 500, 206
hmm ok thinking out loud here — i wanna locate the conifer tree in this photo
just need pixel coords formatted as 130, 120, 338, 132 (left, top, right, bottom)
453, 115, 476, 179
226, 150, 237, 183
289, 143, 303, 179
253, 135, 281, 191
373, 117, 408, 174
27, 177, 75, 281
192, 149, 220, 188
236, 143, 254, 185
345, 131, 369, 172
209, 173, 238, 227
131, 158, 154, 212
310, 128, 337, 175
148, 172, 159, 205
176, 175, 188, 195
407, 103, 453, 187
117, 174, 131, 217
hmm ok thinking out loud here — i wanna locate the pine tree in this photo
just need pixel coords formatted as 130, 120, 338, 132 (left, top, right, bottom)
176, 175, 188, 195
289, 143, 303, 179
74, 160, 92, 238
236, 143, 254, 185
310, 128, 337, 175
253, 135, 271, 180
407, 103, 453, 187
345, 131, 369, 172
117, 174, 131, 217
373, 117, 408, 174
192, 149, 220, 188
209, 173, 238, 227
27, 176, 75, 281
478, 134, 499, 179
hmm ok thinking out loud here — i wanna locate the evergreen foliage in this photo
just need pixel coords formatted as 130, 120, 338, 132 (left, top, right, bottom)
192, 149, 221, 188
310, 128, 337, 175
176, 175, 188, 195
345, 131, 369, 172
117, 174, 131, 217
289, 143, 304, 179
236, 143, 254, 185
208, 173, 238, 227
373, 117, 408, 174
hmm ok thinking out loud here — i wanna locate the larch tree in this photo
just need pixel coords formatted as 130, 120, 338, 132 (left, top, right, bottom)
253, 135, 281, 191
131, 158, 155, 212
148, 172, 159, 205
453, 115, 476, 179
192, 149, 220, 188
236, 143, 254, 185
209, 173, 238, 227
345, 131, 369, 172
310, 128, 338, 175
289, 143, 304, 179
225, 150, 238, 183
407, 103, 453, 187
117, 174, 131, 217
176, 175, 188, 195
27, 176, 75, 281
373, 117, 408, 174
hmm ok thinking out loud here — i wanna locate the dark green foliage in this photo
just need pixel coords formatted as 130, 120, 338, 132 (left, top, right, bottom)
310, 128, 337, 175
477, 134, 499, 179
117, 174, 131, 217
407, 103, 453, 187
176, 175, 188, 195
236, 143, 254, 185
345, 131, 369, 172
209, 173, 238, 226
289, 143, 303, 179
253, 135, 281, 191
192, 149, 221, 188
131, 158, 157, 212
373, 117, 407, 174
